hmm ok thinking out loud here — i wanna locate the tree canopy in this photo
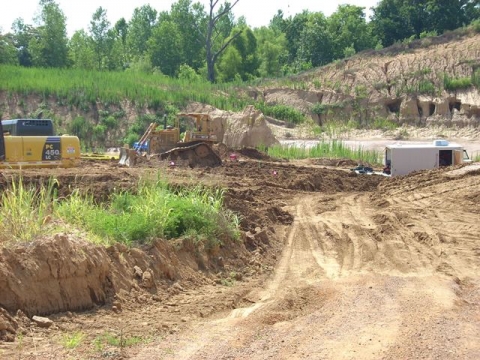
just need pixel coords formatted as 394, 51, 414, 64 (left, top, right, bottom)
1, 0, 479, 81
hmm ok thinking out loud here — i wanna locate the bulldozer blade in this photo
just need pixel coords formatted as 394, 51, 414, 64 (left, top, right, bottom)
119, 148, 137, 167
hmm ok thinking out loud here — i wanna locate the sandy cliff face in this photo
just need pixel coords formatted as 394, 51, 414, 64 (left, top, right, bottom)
257, 33, 480, 128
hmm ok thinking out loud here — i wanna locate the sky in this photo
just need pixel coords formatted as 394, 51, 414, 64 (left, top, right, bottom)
0, 0, 379, 36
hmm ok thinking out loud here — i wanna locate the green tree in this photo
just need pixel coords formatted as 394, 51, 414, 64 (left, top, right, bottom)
11, 18, 37, 66
29, 0, 68, 67
327, 5, 374, 60
298, 12, 333, 67
114, 18, 129, 67
371, 0, 478, 47
148, 20, 183, 76
217, 46, 242, 82
169, 0, 205, 70
0, 33, 19, 65
254, 26, 287, 77
89, 7, 111, 70
68, 29, 95, 69
218, 26, 259, 81
281, 10, 310, 64
126, 5, 157, 58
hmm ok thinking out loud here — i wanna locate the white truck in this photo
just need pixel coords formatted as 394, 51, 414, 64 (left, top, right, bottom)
384, 140, 471, 177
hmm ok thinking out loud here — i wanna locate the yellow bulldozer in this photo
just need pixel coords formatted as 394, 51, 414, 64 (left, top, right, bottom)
0, 119, 80, 168
119, 113, 222, 167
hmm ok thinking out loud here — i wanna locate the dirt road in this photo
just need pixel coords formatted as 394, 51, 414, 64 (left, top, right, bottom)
131, 168, 480, 359
0, 159, 479, 359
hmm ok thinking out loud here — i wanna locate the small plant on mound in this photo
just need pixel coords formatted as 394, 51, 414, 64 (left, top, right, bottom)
61, 331, 86, 349
93, 331, 147, 351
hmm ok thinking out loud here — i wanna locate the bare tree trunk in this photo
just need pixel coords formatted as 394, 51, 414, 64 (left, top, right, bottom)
205, 0, 242, 83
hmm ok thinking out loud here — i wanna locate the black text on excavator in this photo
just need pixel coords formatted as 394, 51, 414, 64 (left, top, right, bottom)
0, 119, 80, 168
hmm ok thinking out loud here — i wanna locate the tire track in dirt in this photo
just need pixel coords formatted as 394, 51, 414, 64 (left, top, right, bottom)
131, 194, 343, 359
131, 177, 480, 359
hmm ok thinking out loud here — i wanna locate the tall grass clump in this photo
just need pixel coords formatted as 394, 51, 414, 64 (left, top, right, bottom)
55, 178, 239, 246
443, 74, 472, 91
256, 102, 306, 124
264, 140, 382, 164
0, 178, 57, 243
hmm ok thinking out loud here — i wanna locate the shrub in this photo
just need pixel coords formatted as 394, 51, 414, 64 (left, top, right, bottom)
472, 68, 480, 89
256, 102, 306, 124
471, 19, 480, 33
444, 74, 472, 91
418, 80, 436, 94
311, 103, 327, 115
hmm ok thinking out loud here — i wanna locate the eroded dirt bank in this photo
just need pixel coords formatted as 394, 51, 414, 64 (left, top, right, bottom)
0, 158, 479, 359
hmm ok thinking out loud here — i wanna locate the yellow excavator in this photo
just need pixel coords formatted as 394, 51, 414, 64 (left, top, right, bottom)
0, 119, 80, 168
119, 113, 221, 167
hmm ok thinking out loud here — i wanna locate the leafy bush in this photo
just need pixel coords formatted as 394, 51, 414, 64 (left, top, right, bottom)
444, 74, 472, 91
471, 19, 480, 33
418, 80, 436, 94
68, 116, 92, 139
93, 124, 107, 142
311, 103, 327, 115
101, 115, 117, 129
372, 117, 397, 130
472, 68, 480, 89
256, 102, 306, 124
420, 30, 437, 39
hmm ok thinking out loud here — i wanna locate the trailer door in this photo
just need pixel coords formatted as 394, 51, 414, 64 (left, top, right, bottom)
453, 150, 463, 165
439, 149, 453, 166
0, 121, 5, 161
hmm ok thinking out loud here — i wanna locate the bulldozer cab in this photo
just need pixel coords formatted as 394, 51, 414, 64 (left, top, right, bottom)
178, 113, 217, 143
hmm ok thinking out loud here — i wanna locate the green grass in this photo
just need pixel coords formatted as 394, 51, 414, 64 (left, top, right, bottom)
0, 178, 58, 243
0, 176, 240, 247
0, 65, 249, 111
443, 74, 472, 91
54, 177, 240, 246
255, 102, 306, 124
93, 331, 146, 350
61, 331, 86, 349
263, 140, 382, 164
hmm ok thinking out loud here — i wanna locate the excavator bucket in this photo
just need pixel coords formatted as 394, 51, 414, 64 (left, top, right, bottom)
119, 148, 138, 167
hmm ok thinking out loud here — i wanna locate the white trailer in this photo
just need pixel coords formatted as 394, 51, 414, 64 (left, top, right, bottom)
384, 140, 470, 177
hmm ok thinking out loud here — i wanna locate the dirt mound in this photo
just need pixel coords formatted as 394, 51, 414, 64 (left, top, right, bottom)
217, 161, 384, 193
236, 147, 279, 161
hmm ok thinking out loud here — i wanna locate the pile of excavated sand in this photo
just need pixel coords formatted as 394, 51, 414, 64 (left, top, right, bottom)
186, 104, 280, 149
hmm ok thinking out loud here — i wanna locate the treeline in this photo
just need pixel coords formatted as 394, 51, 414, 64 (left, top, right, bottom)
0, 0, 479, 83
